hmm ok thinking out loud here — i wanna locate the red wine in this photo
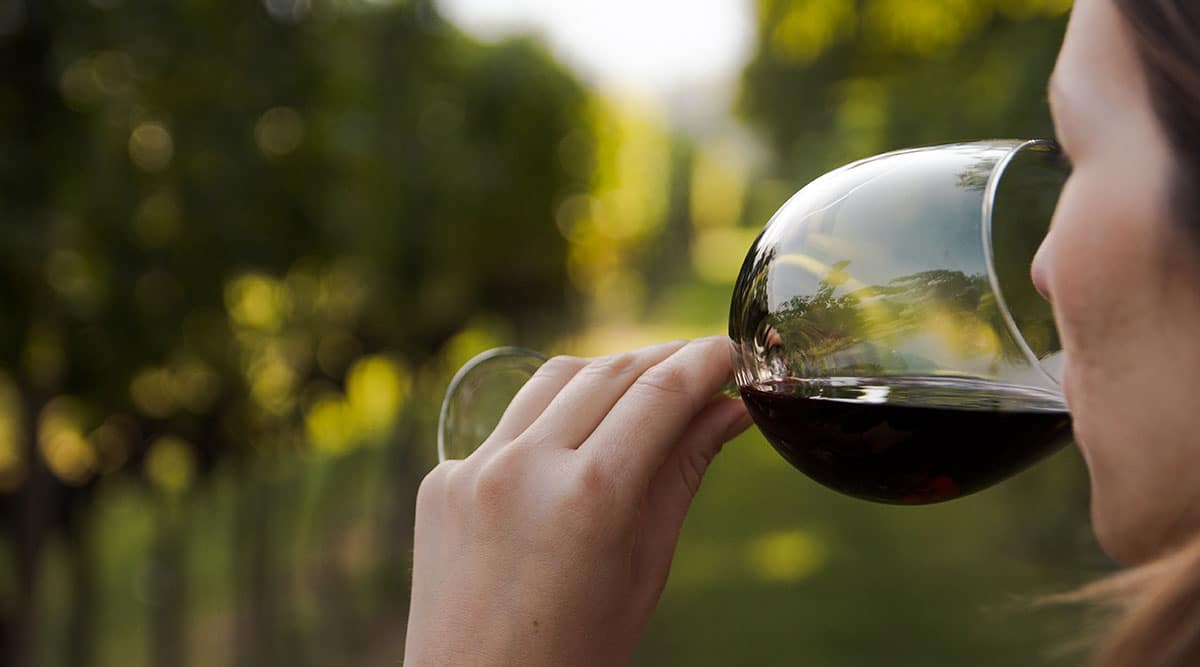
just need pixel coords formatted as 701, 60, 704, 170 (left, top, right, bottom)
739, 377, 1072, 505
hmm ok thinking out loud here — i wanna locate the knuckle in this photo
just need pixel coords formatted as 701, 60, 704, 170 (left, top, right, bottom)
571, 456, 615, 502
632, 362, 694, 406
419, 459, 456, 491
584, 352, 639, 379
548, 457, 617, 535
473, 447, 528, 508
443, 461, 476, 512
535, 355, 584, 382
417, 460, 460, 509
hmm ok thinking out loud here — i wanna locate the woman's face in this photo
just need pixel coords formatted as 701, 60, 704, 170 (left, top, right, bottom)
1034, 0, 1200, 564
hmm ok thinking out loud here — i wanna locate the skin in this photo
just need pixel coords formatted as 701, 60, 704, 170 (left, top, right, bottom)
405, 337, 752, 665
1035, 0, 1200, 565
407, 0, 1200, 662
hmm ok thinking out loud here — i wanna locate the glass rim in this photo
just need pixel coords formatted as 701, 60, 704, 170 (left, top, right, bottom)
981, 138, 1062, 387
437, 346, 547, 462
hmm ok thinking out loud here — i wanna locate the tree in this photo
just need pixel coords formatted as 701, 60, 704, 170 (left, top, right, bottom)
0, 1, 591, 664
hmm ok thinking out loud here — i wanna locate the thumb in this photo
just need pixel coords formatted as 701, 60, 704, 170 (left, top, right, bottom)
636, 396, 752, 574
665, 396, 752, 500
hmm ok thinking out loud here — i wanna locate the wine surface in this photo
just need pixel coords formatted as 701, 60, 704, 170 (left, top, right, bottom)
739, 376, 1072, 504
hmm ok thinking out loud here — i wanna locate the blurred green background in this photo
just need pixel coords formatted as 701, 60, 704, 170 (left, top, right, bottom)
0, 0, 1110, 665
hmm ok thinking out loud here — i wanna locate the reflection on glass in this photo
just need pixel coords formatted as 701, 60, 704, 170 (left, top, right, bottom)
730, 141, 1073, 504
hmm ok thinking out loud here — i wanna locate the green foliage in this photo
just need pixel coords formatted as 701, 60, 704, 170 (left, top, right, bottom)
0, 0, 588, 663
742, 0, 1070, 182
2, 0, 589, 477
0, 0, 1108, 665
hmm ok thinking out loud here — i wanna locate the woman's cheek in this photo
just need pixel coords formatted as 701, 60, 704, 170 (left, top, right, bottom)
1041, 167, 1138, 349
1039, 183, 1095, 349
1036, 176, 1114, 449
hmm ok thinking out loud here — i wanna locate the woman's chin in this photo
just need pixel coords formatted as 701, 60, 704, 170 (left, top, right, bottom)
1091, 501, 1132, 565
1091, 488, 1168, 566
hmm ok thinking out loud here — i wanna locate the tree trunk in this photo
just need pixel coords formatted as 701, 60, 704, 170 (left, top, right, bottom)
309, 455, 367, 663
2, 0, 61, 658
64, 508, 97, 667
150, 503, 187, 667
11, 394, 52, 667
234, 467, 276, 667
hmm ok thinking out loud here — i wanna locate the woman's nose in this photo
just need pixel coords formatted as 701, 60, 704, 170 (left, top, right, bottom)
1030, 239, 1053, 303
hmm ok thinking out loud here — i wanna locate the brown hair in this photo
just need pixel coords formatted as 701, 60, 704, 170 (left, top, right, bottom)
1116, 0, 1200, 222
1064, 2, 1200, 666
1053, 539, 1200, 666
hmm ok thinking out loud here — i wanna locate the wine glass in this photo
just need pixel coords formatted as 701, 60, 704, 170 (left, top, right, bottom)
438, 347, 546, 462
439, 140, 1072, 505
730, 139, 1070, 504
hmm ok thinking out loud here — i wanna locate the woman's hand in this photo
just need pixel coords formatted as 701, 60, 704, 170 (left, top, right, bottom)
404, 337, 752, 666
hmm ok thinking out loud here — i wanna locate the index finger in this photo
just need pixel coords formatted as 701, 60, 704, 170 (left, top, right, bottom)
579, 336, 736, 492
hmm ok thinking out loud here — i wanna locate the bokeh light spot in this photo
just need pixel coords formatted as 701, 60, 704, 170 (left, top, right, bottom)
865, 0, 986, 56
90, 415, 138, 475
690, 142, 747, 230
692, 227, 762, 284
226, 273, 292, 332
346, 355, 410, 440
129, 121, 174, 172
145, 436, 195, 495
746, 529, 826, 583
770, 0, 856, 64
172, 359, 221, 415
305, 395, 354, 455
39, 397, 97, 487
24, 324, 65, 390
255, 106, 305, 158
131, 368, 176, 419
0, 376, 24, 491
263, 0, 311, 23
133, 190, 183, 248
554, 194, 595, 241
46, 249, 91, 301
90, 50, 134, 97
60, 58, 101, 109
249, 347, 298, 416
443, 323, 507, 374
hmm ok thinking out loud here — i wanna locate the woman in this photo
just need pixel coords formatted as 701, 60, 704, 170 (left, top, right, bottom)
405, 0, 1200, 664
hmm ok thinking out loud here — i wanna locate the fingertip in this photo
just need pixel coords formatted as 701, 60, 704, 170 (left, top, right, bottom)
681, 336, 734, 367
636, 338, 690, 359
692, 334, 734, 350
